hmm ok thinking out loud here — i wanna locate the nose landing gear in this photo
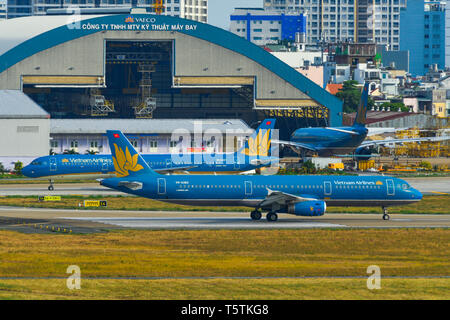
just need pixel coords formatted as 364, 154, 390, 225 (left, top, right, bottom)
48, 180, 54, 191
382, 207, 390, 220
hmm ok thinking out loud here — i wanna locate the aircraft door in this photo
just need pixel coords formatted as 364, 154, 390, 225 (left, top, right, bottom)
324, 181, 332, 196
244, 181, 252, 196
101, 159, 108, 172
386, 179, 395, 196
157, 178, 166, 195
49, 157, 57, 172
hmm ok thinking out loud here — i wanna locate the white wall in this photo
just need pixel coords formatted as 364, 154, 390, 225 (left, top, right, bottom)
0, 118, 50, 159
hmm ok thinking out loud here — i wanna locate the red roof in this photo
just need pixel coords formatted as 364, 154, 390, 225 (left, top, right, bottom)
326, 84, 343, 95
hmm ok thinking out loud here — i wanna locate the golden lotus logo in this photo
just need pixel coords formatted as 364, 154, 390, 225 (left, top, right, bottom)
112, 143, 144, 177
241, 129, 271, 157
62, 159, 69, 163
125, 16, 134, 23
376, 181, 383, 186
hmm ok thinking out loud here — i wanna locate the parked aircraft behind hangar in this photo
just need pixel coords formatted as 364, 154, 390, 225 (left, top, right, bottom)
274, 83, 449, 159
100, 130, 423, 221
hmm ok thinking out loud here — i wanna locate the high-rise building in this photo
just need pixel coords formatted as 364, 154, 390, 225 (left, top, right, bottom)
0, 0, 6, 20
400, 0, 446, 76
5, 0, 208, 23
446, 1, 450, 68
263, 0, 406, 50
230, 8, 307, 46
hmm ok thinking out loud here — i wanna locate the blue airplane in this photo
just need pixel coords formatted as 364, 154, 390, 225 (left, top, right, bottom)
275, 82, 371, 157
100, 130, 423, 221
22, 119, 277, 190
275, 82, 449, 158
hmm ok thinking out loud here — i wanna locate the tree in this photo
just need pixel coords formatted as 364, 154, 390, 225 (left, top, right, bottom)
14, 161, 23, 175
335, 80, 374, 113
64, 149, 79, 155
0, 162, 5, 174
300, 160, 316, 174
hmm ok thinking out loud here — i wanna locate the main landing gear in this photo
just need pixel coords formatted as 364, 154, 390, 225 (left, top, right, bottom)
250, 210, 262, 221
250, 210, 278, 222
266, 212, 278, 222
48, 180, 54, 191
382, 207, 390, 221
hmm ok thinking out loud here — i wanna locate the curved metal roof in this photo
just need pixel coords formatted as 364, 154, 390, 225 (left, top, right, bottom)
0, 15, 105, 56
0, 14, 343, 125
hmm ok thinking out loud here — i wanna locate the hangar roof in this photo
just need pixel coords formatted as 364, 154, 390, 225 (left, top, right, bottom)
50, 119, 251, 135
0, 90, 50, 119
0, 14, 343, 125
0, 15, 104, 56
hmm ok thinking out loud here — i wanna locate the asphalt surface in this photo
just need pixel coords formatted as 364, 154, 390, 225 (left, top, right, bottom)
0, 207, 448, 233
0, 177, 448, 233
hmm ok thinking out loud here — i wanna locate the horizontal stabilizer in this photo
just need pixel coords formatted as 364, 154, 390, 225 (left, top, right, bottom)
118, 181, 143, 190
271, 139, 318, 152
325, 127, 359, 135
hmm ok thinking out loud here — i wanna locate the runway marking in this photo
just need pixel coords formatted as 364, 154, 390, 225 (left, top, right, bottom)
430, 191, 449, 195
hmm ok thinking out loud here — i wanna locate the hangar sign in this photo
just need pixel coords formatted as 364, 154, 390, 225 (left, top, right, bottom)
80, 16, 198, 32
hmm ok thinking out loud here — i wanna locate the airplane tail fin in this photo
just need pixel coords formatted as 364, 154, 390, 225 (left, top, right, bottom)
239, 118, 276, 157
106, 130, 158, 177
353, 82, 370, 127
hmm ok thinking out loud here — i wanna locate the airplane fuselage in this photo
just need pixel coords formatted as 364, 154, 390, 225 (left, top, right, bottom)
101, 174, 421, 210
22, 153, 275, 179
290, 125, 368, 156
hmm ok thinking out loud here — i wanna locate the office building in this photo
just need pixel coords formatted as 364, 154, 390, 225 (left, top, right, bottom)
400, 0, 446, 76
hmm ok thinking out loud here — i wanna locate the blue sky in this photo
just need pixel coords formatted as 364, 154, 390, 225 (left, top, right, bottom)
208, 0, 263, 30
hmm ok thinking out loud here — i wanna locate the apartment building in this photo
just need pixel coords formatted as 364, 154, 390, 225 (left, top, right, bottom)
5, 0, 208, 23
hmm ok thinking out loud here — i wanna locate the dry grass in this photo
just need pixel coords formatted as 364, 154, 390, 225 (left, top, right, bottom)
0, 278, 448, 300
0, 229, 448, 279
0, 195, 448, 214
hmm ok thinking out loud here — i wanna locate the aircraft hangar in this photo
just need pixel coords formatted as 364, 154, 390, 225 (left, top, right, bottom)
0, 11, 343, 139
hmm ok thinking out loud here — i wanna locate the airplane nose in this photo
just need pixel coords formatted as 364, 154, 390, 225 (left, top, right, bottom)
22, 165, 33, 177
413, 188, 423, 200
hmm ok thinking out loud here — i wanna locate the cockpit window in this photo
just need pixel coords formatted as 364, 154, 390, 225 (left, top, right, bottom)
402, 184, 410, 190
31, 161, 41, 165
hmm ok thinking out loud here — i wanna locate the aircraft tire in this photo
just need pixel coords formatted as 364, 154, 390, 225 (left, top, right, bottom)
250, 211, 262, 221
383, 214, 390, 221
266, 212, 278, 222
48, 186, 54, 191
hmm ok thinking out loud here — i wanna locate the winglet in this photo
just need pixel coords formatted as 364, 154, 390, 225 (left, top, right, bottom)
106, 130, 158, 177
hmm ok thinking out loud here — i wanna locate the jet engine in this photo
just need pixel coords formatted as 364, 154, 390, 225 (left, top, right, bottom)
287, 200, 326, 216
354, 146, 374, 160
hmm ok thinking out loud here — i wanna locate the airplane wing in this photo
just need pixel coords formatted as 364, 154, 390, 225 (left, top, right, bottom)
324, 127, 359, 135
154, 166, 197, 174
258, 189, 317, 208
361, 136, 450, 147
271, 140, 318, 152
118, 181, 143, 191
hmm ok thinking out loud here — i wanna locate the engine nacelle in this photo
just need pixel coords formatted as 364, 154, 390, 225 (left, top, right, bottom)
354, 146, 374, 160
287, 200, 326, 216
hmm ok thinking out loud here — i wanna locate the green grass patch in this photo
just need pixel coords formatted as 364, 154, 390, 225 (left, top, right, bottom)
0, 229, 448, 279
